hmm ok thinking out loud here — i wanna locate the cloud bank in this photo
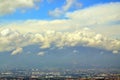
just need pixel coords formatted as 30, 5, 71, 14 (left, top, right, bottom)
0, 28, 120, 54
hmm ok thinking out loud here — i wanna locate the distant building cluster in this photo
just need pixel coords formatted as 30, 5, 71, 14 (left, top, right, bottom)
0, 69, 120, 80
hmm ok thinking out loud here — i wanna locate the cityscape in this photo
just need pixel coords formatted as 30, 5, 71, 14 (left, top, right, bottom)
0, 68, 120, 80
0, 0, 120, 80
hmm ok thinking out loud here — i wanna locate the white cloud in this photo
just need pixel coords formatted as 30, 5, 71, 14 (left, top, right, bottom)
49, 8, 63, 17
63, 0, 75, 11
0, 28, 120, 54
66, 2, 120, 25
0, 0, 40, 15
66, 2, 120, 36
67, 3, 120, 25
0, 28, 12, 36
0, 28, 30, 52
73, 50, 79, 53
11, 47, 23, 55
112, 50, 119, 54
49, 0, 81, 17
37, 51, 45, 56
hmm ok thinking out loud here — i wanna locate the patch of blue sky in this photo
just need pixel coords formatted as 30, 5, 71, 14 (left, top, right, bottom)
80, 0, 120, 8
0, 0, 120, 21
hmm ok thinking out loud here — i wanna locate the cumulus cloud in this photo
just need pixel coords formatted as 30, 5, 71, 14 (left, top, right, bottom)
11, 47, 23, 55
49, 0, 82, 17
0, 28, 12, 36
0, 28, 120, 54
0, 28, 30, 52
0, 0, 40, 15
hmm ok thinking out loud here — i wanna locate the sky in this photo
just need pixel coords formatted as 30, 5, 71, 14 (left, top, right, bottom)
0, 0, 120, 69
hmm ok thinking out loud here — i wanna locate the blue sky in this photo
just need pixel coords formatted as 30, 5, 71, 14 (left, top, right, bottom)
0, 0, 120, 20
0, 0, 120, 69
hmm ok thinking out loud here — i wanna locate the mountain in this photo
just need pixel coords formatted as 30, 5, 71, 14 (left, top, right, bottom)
0, 45, 120, 69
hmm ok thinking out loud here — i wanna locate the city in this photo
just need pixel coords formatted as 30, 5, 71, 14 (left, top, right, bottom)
0, 68, 120, 80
